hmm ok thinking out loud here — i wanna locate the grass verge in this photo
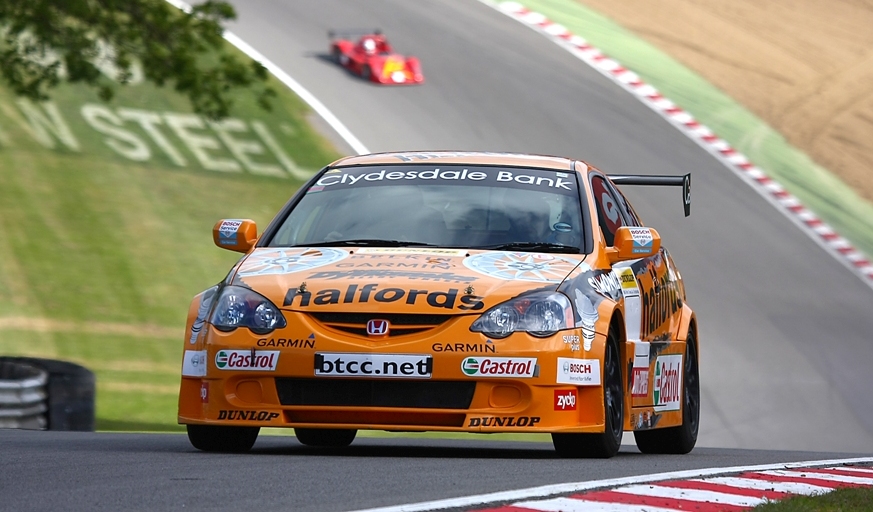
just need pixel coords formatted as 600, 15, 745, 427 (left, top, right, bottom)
752, 487, 873, 511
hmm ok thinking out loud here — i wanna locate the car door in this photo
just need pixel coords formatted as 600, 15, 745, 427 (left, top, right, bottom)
590, 173, 684, 408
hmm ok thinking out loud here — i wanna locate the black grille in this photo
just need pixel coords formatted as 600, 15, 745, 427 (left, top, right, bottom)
275, 378, 476, 409
308, 313, 453, 337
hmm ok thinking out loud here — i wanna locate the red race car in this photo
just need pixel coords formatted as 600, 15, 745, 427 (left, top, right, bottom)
329, 30, 424, 85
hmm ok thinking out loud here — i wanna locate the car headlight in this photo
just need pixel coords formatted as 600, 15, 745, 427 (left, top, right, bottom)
209, 285, 287, 334
470, 292, 573, 338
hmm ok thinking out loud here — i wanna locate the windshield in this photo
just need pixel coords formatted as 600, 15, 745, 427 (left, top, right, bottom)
268, 165, 584, 252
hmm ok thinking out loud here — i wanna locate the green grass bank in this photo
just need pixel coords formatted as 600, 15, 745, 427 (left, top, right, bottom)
0, 49, 340, 430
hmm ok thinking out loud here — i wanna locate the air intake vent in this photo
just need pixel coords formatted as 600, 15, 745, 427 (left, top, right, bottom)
275, 378, 476, 409
308, 312, 453, 337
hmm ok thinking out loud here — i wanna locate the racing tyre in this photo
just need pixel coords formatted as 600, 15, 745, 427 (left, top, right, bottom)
633, 331, 699, 454
331, 46, 342, 64
552, 329, 623, 458
295, 428, 357, 447
361, 65, 372, 81
186, 424, 259, 453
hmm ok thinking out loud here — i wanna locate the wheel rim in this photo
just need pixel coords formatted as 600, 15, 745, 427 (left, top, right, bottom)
604, 337, 623, 440
684, 339, 700, 436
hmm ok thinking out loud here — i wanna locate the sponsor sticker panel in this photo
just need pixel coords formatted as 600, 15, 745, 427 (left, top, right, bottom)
629, 227, 654, 253
182, 350, 207, 377
218, 219, 243, 246
653, 354, 683, 411
214, 350, 279, 371
556, 357, 601, 385
461, 357, 538, 378
468, 416, 542, 428
315, 353, 433, 378
554, 389, 577, 411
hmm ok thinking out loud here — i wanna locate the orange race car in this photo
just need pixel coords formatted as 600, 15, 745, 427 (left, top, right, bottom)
178, 151, 698, 458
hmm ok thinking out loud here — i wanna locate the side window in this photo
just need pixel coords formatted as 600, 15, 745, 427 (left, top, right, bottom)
591, 176, 623, 246
613, 188, 642, 227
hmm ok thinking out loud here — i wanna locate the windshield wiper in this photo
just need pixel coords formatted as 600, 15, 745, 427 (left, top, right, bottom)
479, 242, 580, 253
295, 239, 439, 248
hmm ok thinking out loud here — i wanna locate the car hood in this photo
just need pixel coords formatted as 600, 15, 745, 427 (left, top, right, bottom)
231, 247, 588, 314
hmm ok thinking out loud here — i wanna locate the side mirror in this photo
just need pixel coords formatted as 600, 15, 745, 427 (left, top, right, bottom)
213, 219, 258, 253
607, 226, 661, 263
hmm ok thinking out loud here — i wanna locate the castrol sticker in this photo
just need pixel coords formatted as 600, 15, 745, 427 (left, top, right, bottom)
653, 354, 683, 411
556, 357, 601, 386
461, 357, 538, 378
214, 350, 279, 371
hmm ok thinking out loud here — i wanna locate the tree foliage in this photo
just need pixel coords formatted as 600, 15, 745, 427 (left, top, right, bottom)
0, 0, 274, 119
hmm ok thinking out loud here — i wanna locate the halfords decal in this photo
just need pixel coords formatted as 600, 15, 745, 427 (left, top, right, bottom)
218, 410, 280, 421
214, 350, 279, 371
284, 283, 484, 311
631, 368, 649, 398
653, 354, 683, 411
182, 350, 207, 377
556, 357, 601, 386
554, 389, 577, 410
315, 353, 433, 378
631, 341, 649, 398
640, 260, 683, 339
461, 357, 537, 378
468, 416, 541, 428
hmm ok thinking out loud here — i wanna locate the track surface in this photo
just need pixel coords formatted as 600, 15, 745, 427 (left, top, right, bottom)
226, 0, 873, 452
0, 430, 864, 512
7, 1, 873, 511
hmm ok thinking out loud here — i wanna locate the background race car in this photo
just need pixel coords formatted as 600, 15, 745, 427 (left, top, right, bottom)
329, 30, 424, 85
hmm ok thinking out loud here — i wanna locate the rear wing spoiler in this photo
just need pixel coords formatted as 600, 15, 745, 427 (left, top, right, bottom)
609, 173, 691, 217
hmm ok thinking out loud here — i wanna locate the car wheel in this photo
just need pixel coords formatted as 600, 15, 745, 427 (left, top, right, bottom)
295, 427, 357, 447
331, 46, 342, 64
552, 328, 623, 458
361, 65, 372, 81
186, 424, 259, 453
633, 330, 699, 454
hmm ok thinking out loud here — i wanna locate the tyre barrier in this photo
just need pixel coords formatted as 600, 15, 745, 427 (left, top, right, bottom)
0, 357, 95, 431
0, 359, 48, 429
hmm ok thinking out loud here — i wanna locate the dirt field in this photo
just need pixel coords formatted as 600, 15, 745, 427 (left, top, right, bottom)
579, 0, 873, 203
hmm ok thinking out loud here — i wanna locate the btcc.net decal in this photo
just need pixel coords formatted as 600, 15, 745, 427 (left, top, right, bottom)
315, 353, 433, 378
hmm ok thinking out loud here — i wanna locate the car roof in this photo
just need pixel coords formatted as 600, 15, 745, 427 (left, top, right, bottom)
328, 151, 591, 173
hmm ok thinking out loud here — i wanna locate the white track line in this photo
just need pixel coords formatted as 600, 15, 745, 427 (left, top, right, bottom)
476, 0, 873, 291
165, 0, 370, 156
346, 457, 873, 512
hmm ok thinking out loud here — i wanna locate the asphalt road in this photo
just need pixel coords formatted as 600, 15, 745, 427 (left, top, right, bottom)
225, 0, 873, 452
0, 429, 864, 512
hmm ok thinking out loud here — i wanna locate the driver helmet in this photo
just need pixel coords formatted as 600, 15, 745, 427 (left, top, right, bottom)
363, 38, 376, 53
